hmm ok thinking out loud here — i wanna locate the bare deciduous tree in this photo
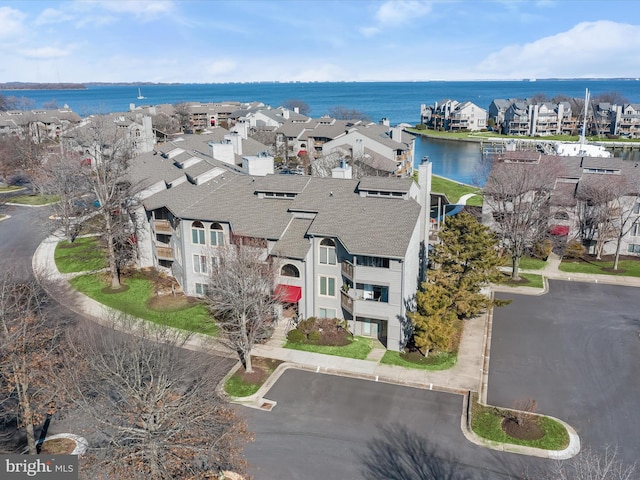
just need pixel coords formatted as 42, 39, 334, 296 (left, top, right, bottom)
65, 316, 251, 479
483, 157, 564, 279
173, 102, 191, 132
65, 115, 140, 288
0, 271, 62, 454
576, 178, 620, 259
33, 150, 90, 241
205, 241, 281, 373
282, 99, 310, 116
327, 106, 369, 121
530, 445, 636, 480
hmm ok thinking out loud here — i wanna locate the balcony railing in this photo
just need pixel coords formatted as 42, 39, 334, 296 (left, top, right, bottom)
156, 246, 174, 260
341, 261, 354, 279
154, 220, 172, 234
340, 289, 353, 313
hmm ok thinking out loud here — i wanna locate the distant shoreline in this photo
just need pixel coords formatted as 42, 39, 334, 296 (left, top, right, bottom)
0, 83, 86, 91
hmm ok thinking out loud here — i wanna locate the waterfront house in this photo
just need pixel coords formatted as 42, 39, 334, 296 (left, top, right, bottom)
420, 100, 487, 132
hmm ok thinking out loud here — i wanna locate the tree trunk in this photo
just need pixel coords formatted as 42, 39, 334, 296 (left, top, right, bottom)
104, 213, 120, 289
240, 313, 252, 374
510, 255, 521, 280
613, 236, 622, 270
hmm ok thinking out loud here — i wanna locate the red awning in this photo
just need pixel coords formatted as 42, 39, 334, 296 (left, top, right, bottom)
549, 225, 570, 236
275, 284, 302, 303
297, 150, 307, 156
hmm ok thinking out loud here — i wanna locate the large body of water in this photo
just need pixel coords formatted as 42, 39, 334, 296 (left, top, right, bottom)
4, 79, 640, 184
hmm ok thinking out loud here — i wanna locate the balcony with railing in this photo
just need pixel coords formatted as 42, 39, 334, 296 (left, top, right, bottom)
156, 246, 174, 260
154, 220, 172, 234
341, 260, 354, 280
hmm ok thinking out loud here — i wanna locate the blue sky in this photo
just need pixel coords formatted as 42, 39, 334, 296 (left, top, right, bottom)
1, 0, 639, 83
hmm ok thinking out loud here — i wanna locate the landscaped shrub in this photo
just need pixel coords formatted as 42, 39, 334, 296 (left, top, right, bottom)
563, 240, 586, 259
532, 239, 553, 260
287, 329, 305, 344
415, 123, 426, 130
307, 331, 321, 344
296, 317, 317, 335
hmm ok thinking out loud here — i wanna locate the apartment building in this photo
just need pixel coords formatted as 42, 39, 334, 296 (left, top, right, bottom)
482, 151, 640, 256
420, 100, 488, 132
0, 108, 81, 142
130, 146, 433, 351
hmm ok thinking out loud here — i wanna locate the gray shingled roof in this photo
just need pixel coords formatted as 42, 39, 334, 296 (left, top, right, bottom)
133, 147, 423, 259
271, 218, 313, 259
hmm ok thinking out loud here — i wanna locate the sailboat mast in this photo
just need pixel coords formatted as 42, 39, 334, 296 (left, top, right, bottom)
580, 88, 589, 147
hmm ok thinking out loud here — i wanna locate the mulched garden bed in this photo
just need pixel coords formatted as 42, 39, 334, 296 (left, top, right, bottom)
40, 438, 76, 454
232, 357, 283, 386
501, 417, 544, 441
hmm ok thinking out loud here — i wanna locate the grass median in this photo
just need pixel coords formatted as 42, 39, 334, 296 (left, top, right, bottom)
471, 397, 570, 450
7, 194, 60, 205
380, 351, 456, 370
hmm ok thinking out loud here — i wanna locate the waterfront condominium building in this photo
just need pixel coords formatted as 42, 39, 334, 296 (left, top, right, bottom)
129, 143, 433, 351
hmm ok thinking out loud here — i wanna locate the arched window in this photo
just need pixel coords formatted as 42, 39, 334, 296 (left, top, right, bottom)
554, 211, 569, 220
191, 221, 205, 245
319, 238, 336, 265
281, 264, 300, 278
210, 222, 224, 246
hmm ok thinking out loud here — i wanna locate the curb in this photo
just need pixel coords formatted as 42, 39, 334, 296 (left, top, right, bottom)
460, 393, 581, 460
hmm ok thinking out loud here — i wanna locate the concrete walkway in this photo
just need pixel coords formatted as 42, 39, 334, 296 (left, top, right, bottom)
36, 235, 640, 459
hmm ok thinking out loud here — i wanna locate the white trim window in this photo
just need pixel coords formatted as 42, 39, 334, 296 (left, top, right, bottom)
195, 283, 208, 295
319, 307, 336, 319
319, 276, 336, 297
191, 221, 205, 245
631, 222, 640, 237
319, 238, 336, 265
193, 254, 207, 273
210, 223, 224, 246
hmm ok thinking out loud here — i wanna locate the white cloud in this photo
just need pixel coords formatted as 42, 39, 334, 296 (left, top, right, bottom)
474, 21, 640, 78
204, 59, 238, 77
0, 6, 26, 40
95, 0, 174, 19
34, 8, 74, 26
374, 0, 432, 26
359, 26, 380, 37
19, 46, 72, 59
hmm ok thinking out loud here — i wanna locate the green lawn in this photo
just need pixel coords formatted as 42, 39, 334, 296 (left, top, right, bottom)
284, 336, 372, 359
55, 236, 106, 273
429, 175, 483, 206
559, 258, 640, 277
70, 273, 216, 335
503, 273, 544, 289
471, 399, 569, 450
7, 194, 60, 205
519, 257, 547, 270
224, 358, 283, 397
380, 351, 457, 370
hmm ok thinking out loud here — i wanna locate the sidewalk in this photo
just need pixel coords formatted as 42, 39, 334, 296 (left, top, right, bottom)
37, 236, 628, 459
494, 252, 640, 294
32, 233, 485, 396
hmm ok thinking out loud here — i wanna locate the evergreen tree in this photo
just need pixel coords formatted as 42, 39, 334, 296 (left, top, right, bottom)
409, 212, 508, 355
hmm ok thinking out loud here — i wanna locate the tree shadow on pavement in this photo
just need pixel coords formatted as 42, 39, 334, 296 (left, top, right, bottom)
357, 423, 529, 480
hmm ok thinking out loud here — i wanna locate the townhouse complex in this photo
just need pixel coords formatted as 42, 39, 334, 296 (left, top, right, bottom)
129, 135, 433, 351
420, 97, 640, 139
482, 151, 640, 257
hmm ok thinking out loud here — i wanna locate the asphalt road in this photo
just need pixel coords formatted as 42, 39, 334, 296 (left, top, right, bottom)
242, 369, 540, 480
489, 280, 640, 466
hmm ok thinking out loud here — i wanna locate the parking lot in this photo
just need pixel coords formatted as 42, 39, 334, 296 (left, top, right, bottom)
489, 280, 640, 466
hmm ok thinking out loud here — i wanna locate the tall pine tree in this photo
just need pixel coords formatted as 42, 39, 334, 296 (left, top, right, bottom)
409, 212, 508, 355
